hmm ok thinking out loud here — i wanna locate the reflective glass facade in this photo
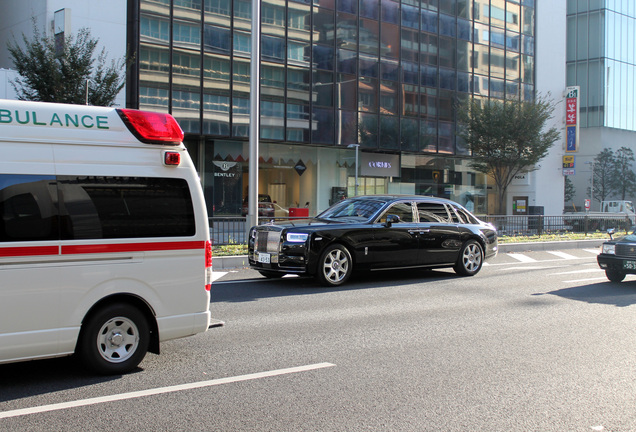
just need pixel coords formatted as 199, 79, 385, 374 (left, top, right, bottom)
567, 0, 636, 130
129, 0, 536, 216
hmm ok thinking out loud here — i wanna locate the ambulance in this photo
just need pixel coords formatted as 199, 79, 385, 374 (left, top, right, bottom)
0, 100, 213, 374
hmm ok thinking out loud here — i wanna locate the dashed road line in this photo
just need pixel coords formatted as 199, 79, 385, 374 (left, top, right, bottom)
583, 248, 600, 255
547, 251, 578, 260
507, 253, 538, 263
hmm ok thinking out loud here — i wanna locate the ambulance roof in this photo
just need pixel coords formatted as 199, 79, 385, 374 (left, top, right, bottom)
0, 99, 184, 146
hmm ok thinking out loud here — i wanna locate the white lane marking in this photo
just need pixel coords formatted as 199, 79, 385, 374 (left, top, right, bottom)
211, 271, 228, 282
563, 277, 608, 283
0, 362, 335, 420
552, 268, 604, 275
498, 266, 558, 271
547, 251, 578, 260
584, 248, 600, 255
507, 253, 537, 263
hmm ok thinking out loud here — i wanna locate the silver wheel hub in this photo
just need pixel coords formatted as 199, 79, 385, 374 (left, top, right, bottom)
97, 316, 140, 363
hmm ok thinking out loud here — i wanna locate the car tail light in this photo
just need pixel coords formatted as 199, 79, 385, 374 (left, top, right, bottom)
164, 151, 181, 166
117, 108, 184, 144
205, 240, 213, 291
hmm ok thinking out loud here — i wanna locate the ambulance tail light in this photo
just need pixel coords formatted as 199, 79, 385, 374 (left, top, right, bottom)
205, 240, 213, 291
164, 151, 181, 166
117, 109, 184, 144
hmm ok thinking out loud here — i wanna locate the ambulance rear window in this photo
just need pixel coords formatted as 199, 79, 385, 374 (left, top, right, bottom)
0, 175, 57, 242
0, 175, 196, 242
58, 176, 195, 239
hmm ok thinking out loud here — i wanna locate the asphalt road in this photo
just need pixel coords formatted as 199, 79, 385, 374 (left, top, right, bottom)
2, 246, 636, 431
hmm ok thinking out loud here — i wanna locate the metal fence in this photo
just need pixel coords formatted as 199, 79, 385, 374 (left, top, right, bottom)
210, 214, 633, 245
480, 214, 633, 237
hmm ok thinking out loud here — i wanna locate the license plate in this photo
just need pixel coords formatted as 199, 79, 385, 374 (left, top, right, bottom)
258, 253, 271, 264
623, 260, 636, 270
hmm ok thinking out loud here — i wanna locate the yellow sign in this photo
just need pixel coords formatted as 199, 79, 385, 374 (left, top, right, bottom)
562, 155, 575, 169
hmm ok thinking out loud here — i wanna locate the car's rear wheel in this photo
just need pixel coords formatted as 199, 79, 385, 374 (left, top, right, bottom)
316, 244, 352, 287
453, 240, 483, 276
605, 269, 626, 283
78, 303, 150, 375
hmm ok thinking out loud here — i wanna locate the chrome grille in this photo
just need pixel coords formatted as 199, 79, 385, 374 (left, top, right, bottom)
255, 230, 281, 253
616, 244, 636, 258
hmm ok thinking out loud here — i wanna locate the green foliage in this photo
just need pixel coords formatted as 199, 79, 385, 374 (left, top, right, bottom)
564, 176, 575, 203
456, 95, 560, 214
612, 147, 636, 200
7, 23, 127, 106
591, 148, 616, 202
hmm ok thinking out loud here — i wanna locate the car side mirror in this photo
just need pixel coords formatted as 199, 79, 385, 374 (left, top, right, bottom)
384, 214, 401, 227
607, 228, 615, 240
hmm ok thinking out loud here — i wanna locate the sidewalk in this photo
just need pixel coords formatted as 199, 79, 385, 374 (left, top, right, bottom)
211, 239, 605, 271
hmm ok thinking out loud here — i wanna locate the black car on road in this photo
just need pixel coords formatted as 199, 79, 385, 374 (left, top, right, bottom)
248, 195, 498, 287
597, 229, 636, 282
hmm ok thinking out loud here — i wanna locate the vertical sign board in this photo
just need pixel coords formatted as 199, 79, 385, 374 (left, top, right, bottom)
565, 86, 580, 153
562, 155, 575, 176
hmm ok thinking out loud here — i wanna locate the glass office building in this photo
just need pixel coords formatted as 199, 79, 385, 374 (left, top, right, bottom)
128, 0, 536, 216
566, 1, 636, 208
567, 0, 636, 130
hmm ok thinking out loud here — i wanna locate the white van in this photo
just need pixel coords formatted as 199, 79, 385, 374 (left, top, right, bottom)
0, 100, 213, 374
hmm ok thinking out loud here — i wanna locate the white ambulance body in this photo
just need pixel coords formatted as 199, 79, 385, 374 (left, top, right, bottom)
0, 100, 212, 374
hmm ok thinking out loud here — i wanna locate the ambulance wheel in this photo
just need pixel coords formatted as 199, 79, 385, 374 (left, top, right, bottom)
78, 303, 150, 375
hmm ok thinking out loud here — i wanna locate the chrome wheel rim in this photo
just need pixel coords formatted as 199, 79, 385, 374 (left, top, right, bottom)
462, 243, 482, 273
322, 249, 349, 284
96, 316, 140, 364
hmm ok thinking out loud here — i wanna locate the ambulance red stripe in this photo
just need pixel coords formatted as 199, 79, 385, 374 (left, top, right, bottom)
62, 241, 205, 255
0, 242, 205, 257
0, 245, 58, 257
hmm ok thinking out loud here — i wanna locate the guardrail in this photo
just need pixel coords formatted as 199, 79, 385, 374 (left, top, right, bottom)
210, 214, 633, 246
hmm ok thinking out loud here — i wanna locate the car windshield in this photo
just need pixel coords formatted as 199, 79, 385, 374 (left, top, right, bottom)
318, 198, 387, 220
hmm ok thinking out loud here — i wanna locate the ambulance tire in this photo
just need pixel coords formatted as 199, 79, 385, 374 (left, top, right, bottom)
78, 303, 150, 375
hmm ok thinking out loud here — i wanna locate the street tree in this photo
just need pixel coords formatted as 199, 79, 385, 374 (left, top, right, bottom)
564, 176, 575, 209
7, 24, 127, 106
456, 95, 560, 214
590, 149, 616, 203
611, 146, 636, 200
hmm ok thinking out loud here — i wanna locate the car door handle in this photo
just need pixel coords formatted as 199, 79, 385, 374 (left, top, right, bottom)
408, 229, 430, 234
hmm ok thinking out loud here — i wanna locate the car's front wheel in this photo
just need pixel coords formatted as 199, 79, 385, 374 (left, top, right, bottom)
316, 244, 352, 287
453, 240, 483, 276
605, 269, 626, 283
78, 303, 150, 375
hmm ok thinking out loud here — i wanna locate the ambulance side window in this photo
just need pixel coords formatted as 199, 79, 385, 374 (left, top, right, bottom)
58, 176, 196, 239
0, 175, 58, 242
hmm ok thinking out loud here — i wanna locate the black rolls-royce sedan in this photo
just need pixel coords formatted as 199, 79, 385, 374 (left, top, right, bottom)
248, 195, 498, 287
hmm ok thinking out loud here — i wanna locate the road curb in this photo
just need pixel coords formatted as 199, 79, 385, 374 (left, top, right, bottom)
212, 239, 606, 270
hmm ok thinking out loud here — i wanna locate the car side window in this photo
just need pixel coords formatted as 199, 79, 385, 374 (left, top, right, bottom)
452, 205, 479, 224
416, 202, 450, 222
380, 202, 414, 223
446, 204, 462, 223
0, 174, 58, 242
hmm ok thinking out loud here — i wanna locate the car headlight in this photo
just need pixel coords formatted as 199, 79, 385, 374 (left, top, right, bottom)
286, 232, 309, 243
602, 244, 616, 255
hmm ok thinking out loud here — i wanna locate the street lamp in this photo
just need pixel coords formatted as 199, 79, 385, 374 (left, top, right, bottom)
85, 79, 93, 105
347, 144, 360, 196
